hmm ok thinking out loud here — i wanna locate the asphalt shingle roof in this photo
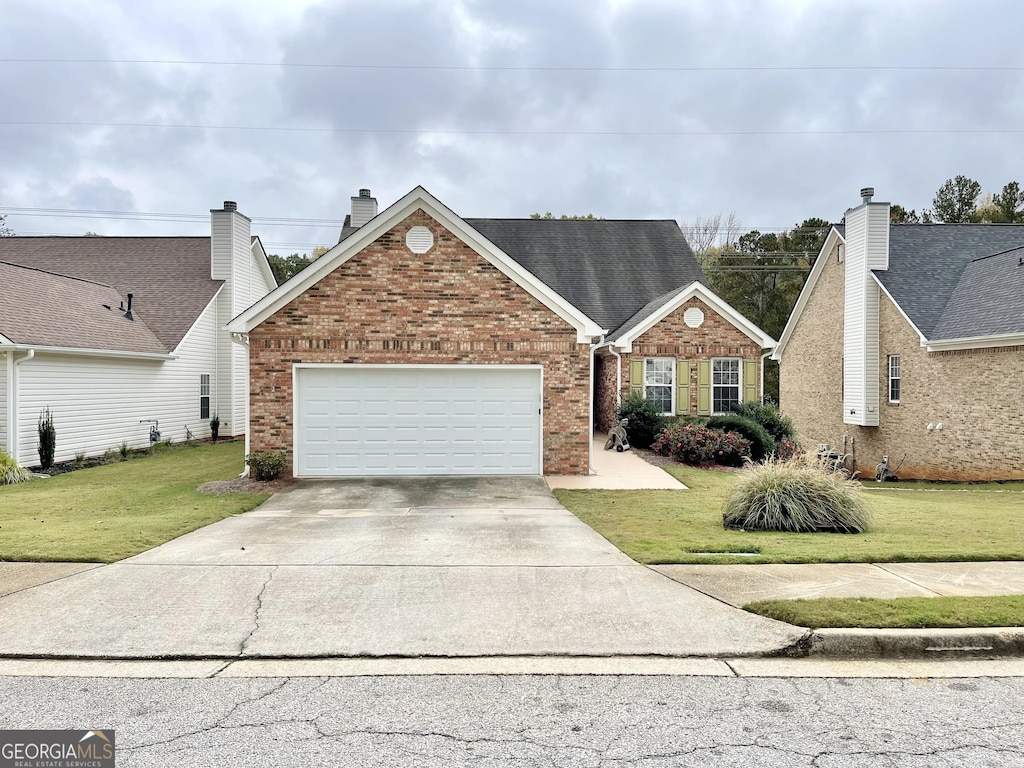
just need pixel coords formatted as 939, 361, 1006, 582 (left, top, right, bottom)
0, 236, 221, 351
929, 245, 1024, 340
872, 224, 1024, 338
0, 262, 167, 354
464, 219, 706, 332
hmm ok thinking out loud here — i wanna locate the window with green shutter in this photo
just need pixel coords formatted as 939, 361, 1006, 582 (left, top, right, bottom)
676, 360, 691, 415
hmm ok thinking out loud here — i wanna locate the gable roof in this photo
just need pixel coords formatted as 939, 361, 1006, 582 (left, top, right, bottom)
464, 219, 706, 332
928, 244, 1024, 341
609, 280, 776, 350
0, 236, 221, 351
874, 224, 1024, 339
0, 261, 169, 356
228, 186, 607, 342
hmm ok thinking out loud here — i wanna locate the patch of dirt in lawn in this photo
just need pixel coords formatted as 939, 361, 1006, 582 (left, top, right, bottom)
197, 477, 297, 494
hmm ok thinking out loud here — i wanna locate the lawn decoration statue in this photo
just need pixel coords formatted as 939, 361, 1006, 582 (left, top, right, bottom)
605, 418, 630, 452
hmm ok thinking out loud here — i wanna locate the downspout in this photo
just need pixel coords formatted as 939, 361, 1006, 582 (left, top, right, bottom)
9, 349, 35, 465
230, 333, 250, 477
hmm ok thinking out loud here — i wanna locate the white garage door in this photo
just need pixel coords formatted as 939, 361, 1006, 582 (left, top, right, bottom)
295, 365, 542, 476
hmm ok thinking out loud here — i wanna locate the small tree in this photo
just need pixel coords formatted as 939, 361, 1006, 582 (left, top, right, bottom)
37, 407, 56, 469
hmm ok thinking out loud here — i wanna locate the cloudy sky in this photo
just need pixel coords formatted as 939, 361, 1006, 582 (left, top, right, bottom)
3, 0, 1023, 254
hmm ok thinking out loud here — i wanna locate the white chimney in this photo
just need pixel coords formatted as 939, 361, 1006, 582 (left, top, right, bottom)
350, 188, 378, 228
843, 187, 890, 428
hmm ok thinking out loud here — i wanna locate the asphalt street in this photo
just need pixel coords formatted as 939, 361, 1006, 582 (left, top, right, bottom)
3, 672, 1023, 767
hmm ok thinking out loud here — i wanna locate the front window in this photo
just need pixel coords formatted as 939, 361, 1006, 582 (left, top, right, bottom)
200, 374, 211, 419
888, 355, 901, 403
712, 358, 741, 414
644, 357, 675, 415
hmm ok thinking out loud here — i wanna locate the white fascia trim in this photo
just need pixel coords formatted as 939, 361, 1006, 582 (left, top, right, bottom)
771, 227, 844, 361
870, 273, 928, 346
611, 281, 777, 353
250, 236, 277, 289
227, 186, 606, 343
0, 343, 174, 361
925, 332, 1024, 352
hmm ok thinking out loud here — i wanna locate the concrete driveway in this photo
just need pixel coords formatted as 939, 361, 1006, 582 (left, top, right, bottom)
0, 477, 803, 659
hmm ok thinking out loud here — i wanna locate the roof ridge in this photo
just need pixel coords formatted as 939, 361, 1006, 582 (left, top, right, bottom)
0, 259, 116, 288
3, 235, 212, 240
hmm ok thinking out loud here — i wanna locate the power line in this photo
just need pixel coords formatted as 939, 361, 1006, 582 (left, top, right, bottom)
2, 205, 834, 232
1, 120, 1020, 137
2, 58, 1022, 73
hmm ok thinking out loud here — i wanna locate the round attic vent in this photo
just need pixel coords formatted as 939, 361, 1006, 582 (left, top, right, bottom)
683, 307, 705, 328
406, 225, 434, 254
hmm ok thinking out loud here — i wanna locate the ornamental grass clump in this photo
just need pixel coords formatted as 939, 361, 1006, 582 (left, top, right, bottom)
1, 450, 32, 485
722, 455, 872, 534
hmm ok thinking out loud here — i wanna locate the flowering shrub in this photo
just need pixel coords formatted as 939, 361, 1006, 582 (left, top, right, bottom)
652, 421, 751, 467
776, 437, 803, 461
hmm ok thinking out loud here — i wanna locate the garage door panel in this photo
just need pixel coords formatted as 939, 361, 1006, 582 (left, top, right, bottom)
296, 367, 541, 476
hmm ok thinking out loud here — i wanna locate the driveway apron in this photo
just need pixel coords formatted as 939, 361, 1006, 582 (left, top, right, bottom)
0, 477, 802, 658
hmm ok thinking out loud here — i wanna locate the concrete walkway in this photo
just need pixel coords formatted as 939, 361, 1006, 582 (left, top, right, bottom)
546, 434, 686, 490
654, 561, 1024, 606
0, 477, 800, 660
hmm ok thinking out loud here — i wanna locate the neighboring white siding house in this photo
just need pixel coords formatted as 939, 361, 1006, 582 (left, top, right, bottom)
0, 201, 275, 467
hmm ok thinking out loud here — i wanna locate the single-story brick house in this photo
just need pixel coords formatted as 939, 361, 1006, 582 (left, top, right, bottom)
0, 202, 275, 466
227, 187, 776, 477
773, 187, 1024, 480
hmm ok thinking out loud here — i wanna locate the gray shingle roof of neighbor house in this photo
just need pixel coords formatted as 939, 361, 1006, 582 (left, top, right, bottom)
465, 219, 707, 332
0, 236, 222, 351
929, 244, 1024, 340
871, 224, 1024, 338
0, 261, 168, 354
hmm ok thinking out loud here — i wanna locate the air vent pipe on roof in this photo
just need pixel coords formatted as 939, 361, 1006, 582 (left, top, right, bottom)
860, 187, 875, 204
125, 293, 134, 321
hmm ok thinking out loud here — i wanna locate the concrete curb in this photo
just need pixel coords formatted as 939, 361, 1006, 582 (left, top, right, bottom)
795, 627, 1024, 659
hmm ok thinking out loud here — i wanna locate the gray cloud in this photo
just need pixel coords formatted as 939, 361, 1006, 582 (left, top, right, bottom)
2, 0, 1024, 249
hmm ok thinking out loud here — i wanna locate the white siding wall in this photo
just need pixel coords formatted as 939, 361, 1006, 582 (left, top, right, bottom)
209, 208, 273, 438
0, 353, 8, 452
14, 298, 219, 466
842, 202, 890, 427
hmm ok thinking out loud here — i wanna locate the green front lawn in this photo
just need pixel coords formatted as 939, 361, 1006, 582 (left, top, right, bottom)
0, 442, 269, 562
554, 464, 1024, 564
745, 595, 1024, 629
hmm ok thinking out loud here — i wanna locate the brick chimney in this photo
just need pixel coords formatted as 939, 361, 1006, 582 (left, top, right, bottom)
350, 188, 378, 228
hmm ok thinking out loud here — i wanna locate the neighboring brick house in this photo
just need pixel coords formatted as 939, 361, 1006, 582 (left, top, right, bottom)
227, 187, 775, 477
774, 188, 1024, 480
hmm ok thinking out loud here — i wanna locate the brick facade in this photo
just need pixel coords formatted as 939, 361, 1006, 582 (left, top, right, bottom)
595, 298, 764, 431
779, 241, 1024, 480
247, 209, 591, 475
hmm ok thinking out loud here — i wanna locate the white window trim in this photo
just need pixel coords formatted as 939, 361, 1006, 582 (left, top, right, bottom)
643, 357, 675, 416
200, 373, 211, 419
888, 355, 901, 404
711, 357, 742, 416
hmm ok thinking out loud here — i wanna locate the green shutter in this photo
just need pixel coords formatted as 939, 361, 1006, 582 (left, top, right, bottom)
629, 359, 644, 399
696, 360, 711, 416
743, 359, 758, 403
675, 360, 691, 415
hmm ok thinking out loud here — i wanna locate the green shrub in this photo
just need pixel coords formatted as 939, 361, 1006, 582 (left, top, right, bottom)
37, 407, 56, 470
730, 401, 797, 446
615, 392, 666, 449
74, 451, 86, 468
722, 455, 872, 534
119, 441, 130, 459
1, 450, 32, 485
248, 451, 288, 481
652, 421, 751, 467
707, 413, 775, 461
